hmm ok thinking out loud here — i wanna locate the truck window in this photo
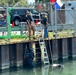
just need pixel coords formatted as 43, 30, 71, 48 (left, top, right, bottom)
29, 9, 39, 14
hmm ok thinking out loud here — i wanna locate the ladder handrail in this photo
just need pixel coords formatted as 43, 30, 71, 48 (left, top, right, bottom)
39, 38, 50, 66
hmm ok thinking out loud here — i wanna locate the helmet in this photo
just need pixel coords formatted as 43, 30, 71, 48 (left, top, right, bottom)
42, 13, 47, 18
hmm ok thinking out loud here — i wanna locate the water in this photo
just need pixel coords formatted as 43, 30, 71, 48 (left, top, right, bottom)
0, 60, 76, 75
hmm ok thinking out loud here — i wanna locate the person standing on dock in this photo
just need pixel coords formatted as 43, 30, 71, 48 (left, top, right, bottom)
25, 10, 35, 40
42, 13, 48, 38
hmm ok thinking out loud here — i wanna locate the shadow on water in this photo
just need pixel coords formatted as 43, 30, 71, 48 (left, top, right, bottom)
9, 67, 17, 72
23, 66, 34, 70
0, 67, 17, 74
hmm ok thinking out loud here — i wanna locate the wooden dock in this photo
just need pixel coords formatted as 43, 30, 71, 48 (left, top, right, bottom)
0, 30, 76, 70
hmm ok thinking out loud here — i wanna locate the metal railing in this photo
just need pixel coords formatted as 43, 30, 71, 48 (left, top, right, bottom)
0, 3, 76, 41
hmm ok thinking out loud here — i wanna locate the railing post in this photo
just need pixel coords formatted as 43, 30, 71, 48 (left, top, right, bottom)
20, 23, 23, 35
6, 3, 11, 41
55, 6, 58, 38
20, 22, 27, 35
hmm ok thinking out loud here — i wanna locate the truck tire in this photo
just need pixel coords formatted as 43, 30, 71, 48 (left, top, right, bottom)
14, 18, 20, 26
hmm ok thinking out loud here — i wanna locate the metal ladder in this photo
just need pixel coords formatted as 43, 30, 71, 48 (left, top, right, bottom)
39, 39, 50, 66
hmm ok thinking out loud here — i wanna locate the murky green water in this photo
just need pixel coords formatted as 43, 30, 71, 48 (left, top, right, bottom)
1, 60, 76, 75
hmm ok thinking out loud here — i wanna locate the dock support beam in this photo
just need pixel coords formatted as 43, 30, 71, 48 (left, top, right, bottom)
9, 44, 17, 69
67, 38, 72, 60
0, 45, 9, 70
58, 39, 63, 62
16, 43, 23, 67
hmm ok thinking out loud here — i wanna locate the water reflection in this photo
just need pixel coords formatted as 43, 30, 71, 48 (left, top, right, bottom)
0, 65, 62, 75
1, 60, 76, 75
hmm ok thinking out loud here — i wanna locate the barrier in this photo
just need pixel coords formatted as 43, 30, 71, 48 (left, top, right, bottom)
0, 35, 28, 39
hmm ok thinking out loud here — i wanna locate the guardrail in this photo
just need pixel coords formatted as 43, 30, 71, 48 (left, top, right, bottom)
0, 23, 75, 31
0, 22, 75, 41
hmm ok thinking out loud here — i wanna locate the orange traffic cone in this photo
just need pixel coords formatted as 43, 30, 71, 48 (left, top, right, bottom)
36, 20, 38, 26
12, 22, 14, 27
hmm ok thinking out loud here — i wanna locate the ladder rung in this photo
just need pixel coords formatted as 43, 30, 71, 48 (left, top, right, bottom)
44, 56, 48, 59
43, 56, 48, 58
44, 58, 49, 61
44, 61, 49, 63
44, 60, 49, 63
44, 63, 49, 65
40, 47, 46, 49
44, 52, 47, 53
44, 59, 49, 61
44, 62, 49, 64
43, 54, 48, 56
44, 54, 48, 57
39, 42, 44, 45
44, 53, 48, 55
44, 57, 49, 59
44, 60, 49, 62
